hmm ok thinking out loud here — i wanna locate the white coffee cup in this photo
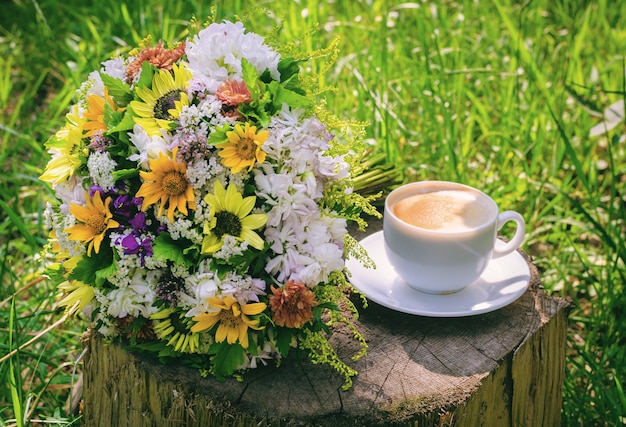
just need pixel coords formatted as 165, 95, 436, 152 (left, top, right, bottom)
383, 181, 525, 294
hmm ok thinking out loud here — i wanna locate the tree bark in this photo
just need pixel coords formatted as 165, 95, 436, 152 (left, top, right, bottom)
82, 223, 570, 426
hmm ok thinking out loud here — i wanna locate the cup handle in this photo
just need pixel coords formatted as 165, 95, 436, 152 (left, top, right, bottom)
493, 211, 525, 256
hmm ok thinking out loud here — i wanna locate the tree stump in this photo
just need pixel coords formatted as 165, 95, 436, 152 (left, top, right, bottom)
82, 223, 571, 426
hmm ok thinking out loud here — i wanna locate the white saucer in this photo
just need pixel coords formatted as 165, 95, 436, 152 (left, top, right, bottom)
346, 231, 531, 317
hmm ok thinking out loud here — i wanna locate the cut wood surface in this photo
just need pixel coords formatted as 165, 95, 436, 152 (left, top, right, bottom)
82, 222, 571, 426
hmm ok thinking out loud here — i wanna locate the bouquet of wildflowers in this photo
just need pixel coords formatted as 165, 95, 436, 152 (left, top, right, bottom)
40, 19, 379, 384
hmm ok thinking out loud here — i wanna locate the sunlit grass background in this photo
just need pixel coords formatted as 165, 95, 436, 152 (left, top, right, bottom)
1, 0, 625, 425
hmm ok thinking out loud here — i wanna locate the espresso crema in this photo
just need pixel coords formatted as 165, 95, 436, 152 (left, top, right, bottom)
392, 190, 491, 232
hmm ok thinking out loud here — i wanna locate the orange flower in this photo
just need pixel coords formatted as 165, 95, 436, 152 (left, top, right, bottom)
216, 80, 252, 119
65, 191, 120, 256
135, 147, 195, 222
269, 281, 318, 329
126, 40, 186, 82
83, 88, 117, 138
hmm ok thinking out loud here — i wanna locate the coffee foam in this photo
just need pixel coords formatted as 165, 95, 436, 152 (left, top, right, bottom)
392, 190, 491, 232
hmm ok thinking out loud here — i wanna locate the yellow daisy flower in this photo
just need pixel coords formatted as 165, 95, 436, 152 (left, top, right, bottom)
201, 181, 267, 254
191, 296, 266, 349
135, 147, 196, 222
65, 191, 120, 256
151, 308, 199, 353
217, 122, 268, 173
130, 62, 191, 136
57, 280, 95, 317
40, 105, 88, 185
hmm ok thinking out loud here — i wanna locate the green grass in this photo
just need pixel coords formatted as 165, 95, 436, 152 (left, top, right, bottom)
1, 0, 625, 425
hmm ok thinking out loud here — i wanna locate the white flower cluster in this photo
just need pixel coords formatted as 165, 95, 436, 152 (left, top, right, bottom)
186, 21, 281, 91
256, 107, 348, 287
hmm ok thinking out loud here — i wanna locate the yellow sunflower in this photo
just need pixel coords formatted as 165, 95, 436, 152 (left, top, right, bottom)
191, 296, 266, 349
65, 191, 120, 256
40, 105, 88, 185
217, 122, 268, 173
201, 181, 267, 254
135, 147, 196, 222
83, 88, 118, 137
130, 62, 191, 136
151, 308, 199, 353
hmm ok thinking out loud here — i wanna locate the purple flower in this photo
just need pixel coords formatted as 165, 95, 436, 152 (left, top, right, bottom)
89, 134, 111, 152
121, 234, 153, 267
89, 186, 106, 198
113, 194, 142, 218
129, 212, 147, 230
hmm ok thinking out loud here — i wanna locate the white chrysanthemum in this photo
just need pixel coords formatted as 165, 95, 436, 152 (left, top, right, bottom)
101, 57, 127, 82
54, 174, 86, 215
294, 242, 344, 286
271, 104, 303, 129
182, 262, 220, 316
128, 125, 170, 169
106, 288, 144, 318
80, 71, 105, 99
105, 269, 158, 319
186, 21, 281, 91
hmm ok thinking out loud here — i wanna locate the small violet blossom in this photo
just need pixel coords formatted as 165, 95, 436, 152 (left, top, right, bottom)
121, 234, 153, 267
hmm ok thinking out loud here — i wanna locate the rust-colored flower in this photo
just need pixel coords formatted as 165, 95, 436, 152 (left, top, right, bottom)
217, 80, 251, 106
216, 80, 251, 119
126, 40, 186, 83
269, 280, 318, 329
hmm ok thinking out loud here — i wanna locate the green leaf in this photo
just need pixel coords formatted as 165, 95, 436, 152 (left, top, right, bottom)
275, 326, 294, 357
100, 72, 132, 105
136, 61, 155, 89
276, 57, 301, 83
241, 58, 259, 89
69, 247, 114, 285
209, 342, 245, 381
103, 103, 124, 129
152, 233, 190, 266
269, 81, 312, 110
207, 124, 230, 146
107, 107, 136, 134
94, 260, 117, 287
210, 247, 267, 278
112, 168, 139, 181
